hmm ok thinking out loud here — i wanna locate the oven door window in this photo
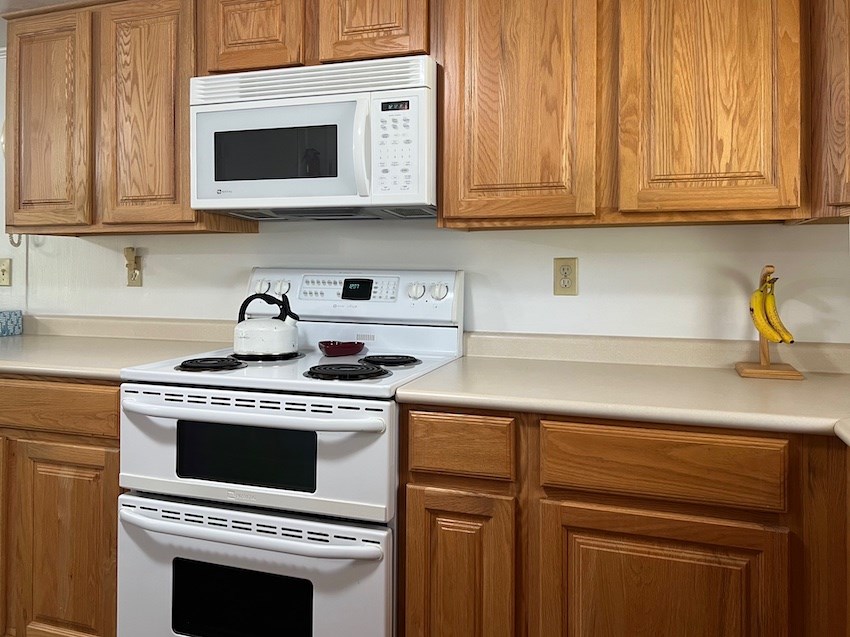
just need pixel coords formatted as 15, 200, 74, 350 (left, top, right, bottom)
176, 420, 317, 492
173, 558, 312, 637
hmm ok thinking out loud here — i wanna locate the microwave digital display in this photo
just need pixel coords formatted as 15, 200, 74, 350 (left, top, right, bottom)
381, 100, 410, 112
341, 279, 373, 300
214, 125, 339, 181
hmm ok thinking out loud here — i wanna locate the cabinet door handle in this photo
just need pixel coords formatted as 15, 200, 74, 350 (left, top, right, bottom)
121, 398, 386, 433
119, 509, 384, 561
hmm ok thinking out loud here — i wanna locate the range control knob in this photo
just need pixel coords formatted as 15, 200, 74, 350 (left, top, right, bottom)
274, 280, 291, 295
254, 279, 271, 294
407, 282, 426, 300
430, 283, 449, 301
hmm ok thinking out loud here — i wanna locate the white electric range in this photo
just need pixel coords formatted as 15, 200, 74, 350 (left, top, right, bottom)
116, 268, 462, 637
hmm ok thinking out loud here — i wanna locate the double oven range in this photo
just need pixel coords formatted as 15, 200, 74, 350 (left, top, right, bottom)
117, 268, 463, 637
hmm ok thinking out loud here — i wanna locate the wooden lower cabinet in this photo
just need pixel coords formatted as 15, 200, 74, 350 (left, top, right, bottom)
538, 500, 788, 636
0, 377, 120, 637
401, 407, 845, 637
405, 486, 516, 637
10, 440, 119, 637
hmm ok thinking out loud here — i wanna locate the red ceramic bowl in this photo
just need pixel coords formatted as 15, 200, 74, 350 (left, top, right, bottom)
318, 340, 365, 357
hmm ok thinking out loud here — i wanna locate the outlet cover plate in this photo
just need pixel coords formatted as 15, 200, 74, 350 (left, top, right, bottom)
553, 257, 577, 295
0, 259, 11, 286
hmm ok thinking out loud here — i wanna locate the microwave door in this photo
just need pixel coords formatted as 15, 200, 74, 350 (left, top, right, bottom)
191, 95, 370, 209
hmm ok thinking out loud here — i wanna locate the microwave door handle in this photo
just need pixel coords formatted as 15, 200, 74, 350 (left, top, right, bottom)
121, 399, 386, 433
119, 509, 383, 561
353, 97, 370, 197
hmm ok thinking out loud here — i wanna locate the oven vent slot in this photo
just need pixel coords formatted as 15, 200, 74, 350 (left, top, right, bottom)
125, 390, 387, 419
121, 503, 382, 547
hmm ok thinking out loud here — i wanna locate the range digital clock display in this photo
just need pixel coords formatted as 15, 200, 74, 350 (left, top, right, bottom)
341, 278, 374, 300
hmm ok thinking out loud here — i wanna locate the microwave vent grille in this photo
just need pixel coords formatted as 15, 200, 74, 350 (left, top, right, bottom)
191, 56, 435, 105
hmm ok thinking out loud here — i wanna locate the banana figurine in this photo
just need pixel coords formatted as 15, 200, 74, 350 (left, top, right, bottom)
749, 283, 782, 343
763, 278, 795, 343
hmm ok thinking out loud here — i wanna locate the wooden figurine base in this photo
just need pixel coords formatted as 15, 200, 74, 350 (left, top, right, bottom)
735, 362, 805, 380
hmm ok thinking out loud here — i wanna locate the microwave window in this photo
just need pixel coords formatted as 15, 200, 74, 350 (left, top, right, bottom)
214, 125, 338, 181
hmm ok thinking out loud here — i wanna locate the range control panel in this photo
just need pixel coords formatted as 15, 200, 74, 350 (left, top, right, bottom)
246, 268, 463, 325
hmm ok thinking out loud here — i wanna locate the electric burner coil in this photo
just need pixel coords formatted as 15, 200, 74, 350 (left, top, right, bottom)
305, 363, 391, 381
175, 357, 248, 372
359, 355, 421, 367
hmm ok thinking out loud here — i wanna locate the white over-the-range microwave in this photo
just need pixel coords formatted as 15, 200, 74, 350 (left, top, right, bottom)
190, 56, 436, 221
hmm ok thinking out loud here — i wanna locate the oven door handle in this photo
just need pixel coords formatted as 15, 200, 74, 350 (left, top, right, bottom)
121, 399, 387, 433
119, 509, 384, 561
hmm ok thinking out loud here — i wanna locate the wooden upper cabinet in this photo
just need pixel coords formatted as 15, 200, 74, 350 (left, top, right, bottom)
318, 0, 427, 62
6, 11, 93, 227
5, 2, 255, 235
98, 0, 195, 224
618, 0, 801, 213
199, 0, 304, 72
810, 0, 850, 215
436, 0, 597, 226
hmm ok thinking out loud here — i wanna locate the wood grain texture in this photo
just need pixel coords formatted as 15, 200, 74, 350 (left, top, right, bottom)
0, 437, 5, 637
406, 486, 515, 637
539, 500, 789, 637
809, 0, 850, 214
98, 0, 195, 224
12, 439, 119, 637
435, 0, 597, 221
618, 0, 801, 212
5, 211, 257, 236
5, 10, 92, 227
409, 411, 516, 480
0, 380, 118, 438
318, 0, 427, 62
199, 0, 304, 73
540, 420, 789, 511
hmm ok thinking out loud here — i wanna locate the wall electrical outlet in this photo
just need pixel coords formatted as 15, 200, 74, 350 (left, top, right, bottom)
553, 257, 578, 295
0, 259, 11, 286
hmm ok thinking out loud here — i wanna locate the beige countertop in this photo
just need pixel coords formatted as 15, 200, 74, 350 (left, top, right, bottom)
396, 356, 850, 440
0, 334, 228, 381
3, 316, 849, 443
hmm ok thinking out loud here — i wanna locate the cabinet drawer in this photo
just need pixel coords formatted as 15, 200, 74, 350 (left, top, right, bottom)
540, 421, 788, 511
0, 379, 119, 438
409, 411, 516, 480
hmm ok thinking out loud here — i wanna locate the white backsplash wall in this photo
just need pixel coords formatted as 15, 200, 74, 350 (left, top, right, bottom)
23, 220, 850, 344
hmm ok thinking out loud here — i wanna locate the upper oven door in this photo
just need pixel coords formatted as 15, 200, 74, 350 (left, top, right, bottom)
119, 384, 396, 523
191, 93, 371, 209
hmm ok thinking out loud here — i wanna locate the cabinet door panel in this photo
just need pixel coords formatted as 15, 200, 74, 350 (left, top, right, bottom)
406, 486, 515, 637
438, 0, 596, 222
98, 0, 195, 224
200, 0, 304, 72
318, 0, 427, 62
12, 440, 119, 637
6, 11, 92, 227
618, 0, 800, 212
539, 500, 789, 636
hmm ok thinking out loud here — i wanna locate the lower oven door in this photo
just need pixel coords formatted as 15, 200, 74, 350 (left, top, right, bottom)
117, 494, 392, 637
119, 384, 396, 522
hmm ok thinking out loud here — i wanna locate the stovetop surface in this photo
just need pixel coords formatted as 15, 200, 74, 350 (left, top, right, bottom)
121, 346, 457, 398
120, 268, 464, 399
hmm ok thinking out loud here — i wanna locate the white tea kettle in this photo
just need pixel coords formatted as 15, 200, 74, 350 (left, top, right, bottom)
233, 293, 300, 360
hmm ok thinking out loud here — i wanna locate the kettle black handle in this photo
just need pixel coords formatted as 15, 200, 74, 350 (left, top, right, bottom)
238, 293, 299, 323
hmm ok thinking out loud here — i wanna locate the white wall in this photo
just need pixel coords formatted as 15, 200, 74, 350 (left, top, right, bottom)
21, 220, 850, 344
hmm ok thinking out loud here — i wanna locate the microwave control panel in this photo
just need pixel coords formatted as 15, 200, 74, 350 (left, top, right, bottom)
373, 94, 422, 197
